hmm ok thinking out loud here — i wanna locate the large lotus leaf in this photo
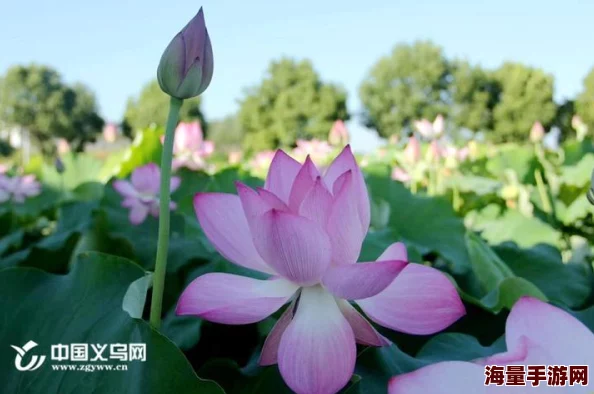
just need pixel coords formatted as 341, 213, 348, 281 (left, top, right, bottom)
0, 252, 223, 394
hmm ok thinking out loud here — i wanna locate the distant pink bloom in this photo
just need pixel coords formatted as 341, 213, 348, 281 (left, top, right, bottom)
426, 140, 443, 162
164, 121, 214, 171
404, 136, 421, 164
0, 174, 41, 203
56, 138, 71, 154
530, 121, 545, 143
443, 145, 470, 163
113, 163, 180, 225
178, 146, 465, 393
0, 164, 7, 174
414, 115, 444, 140
291, 139, 334, 163
228, 151, 243, 165
103, 123, 119, 143
572, 115, 584, 130
457, 146, 470, 162
389, 297, 594, 393
328, 120, 350, 146
392, 167, 411, 183
250, 150, 276, 171
572, 115, 589, 141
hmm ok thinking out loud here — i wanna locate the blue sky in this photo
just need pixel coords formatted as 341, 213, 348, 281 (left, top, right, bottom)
2, 0, 593, 151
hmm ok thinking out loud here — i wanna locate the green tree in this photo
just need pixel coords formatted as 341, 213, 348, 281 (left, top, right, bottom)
575, 67, 594, 131
238, 58, 348, 152
449, 60, 500, 132
553, 99, 575, 141
359, 41, 450, 138
123, 79, 207, 136
209, 115, 242, 152
492, 62, 556, 142
0, 64, 104, 154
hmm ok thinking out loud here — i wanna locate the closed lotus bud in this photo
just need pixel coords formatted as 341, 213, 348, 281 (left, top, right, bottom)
157, 8, 214, 99
55, 157, 65, 174
404, 136, 421, 164
530, 121, 545, 143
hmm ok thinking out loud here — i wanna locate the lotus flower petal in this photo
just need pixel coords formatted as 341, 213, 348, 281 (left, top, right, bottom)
177, 273, 298, 324
278, 286, 356, 394
356, 264, 465, 335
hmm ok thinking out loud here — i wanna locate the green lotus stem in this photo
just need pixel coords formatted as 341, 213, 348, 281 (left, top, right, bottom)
534, 169, 552, 215
149, 96, 182, 329
453, 186, 461, 212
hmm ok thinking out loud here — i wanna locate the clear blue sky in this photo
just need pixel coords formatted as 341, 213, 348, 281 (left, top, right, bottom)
2, 0, 593, 151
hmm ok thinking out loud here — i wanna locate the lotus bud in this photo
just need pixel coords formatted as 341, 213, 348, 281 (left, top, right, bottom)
530, 121, 545, 143
328, 120, 349, 146
404, 136, 421, 164
157, 8, 214, 99
55, 157, 65, 174
572, 115, 588, 142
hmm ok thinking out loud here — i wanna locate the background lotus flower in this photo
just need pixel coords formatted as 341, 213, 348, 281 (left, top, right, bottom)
403, 136, 421, 164
426, 140, 443, 162
164, 121, 214, 170
414, 115, 444, 140
102, 122, 119, 143
56, 138, 71, 154
0, 174, 41, 203
157, 8, 214, 99
529, 121, 545, 143
178, 146, 465, 393
249, 150, 276, 172
291, 139, 334, 164
228, 150, 243, 165
328, 120, 350, 146
392, 167, 411, 183
113, 163, 180, 225
389, 297, 594, 393
572, 115, 589, 141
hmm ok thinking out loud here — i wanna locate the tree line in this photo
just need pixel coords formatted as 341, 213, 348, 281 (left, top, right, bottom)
2, 40, 594, 155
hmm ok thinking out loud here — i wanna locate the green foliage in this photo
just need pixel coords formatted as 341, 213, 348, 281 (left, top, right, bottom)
0, 64, 104, 154
491, 62, 556, 142
238, 58, 349, 152
359, 41, 450, 138
0, 252, 223, 394
209, 115, 243, 151
449, 60, 500, 132
123, 80, 207, 136
576, 67, 594, 130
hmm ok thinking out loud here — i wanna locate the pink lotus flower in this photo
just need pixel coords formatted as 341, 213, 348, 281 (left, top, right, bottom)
392, 167, 412, 183
404, 136, 421, 164
56, 138, 71, 154
103, 122, 119, 143
530, 121, 545, 143
113, 163, 180, 225
328, 120, 350, 146
443, 145, 470, 163
250, 150, 276, 172
291, 139, 334, 163
414, 115, 444, 140
389, 297, 594, 393
0, 174, 41, 203
228, 150, 243, 165
178, 146, 465, 393
164, 121, 214, 171
426, 140, 443, 162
